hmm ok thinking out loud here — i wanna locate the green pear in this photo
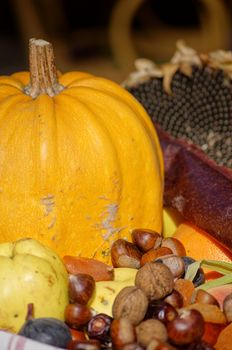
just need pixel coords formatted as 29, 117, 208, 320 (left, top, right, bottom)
0, 238, 69, 332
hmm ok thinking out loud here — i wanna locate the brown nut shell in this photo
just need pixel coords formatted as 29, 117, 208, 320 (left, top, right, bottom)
132, 229, 162, 252
110, 318, 135, 350
155, 255, 185, 278
167, 309, 204, 345
68, 273, 95, 304
223, 293, 232, 322
161, 238, 186, 257
112, 286, 148, 325
192, 289, 219, 307
119, 343, 144, 350
136, 319, 168, 347
135, 262, 174, 300
164, 289, 184, 309
111, 239, 142, 268
147, 339, 177, 350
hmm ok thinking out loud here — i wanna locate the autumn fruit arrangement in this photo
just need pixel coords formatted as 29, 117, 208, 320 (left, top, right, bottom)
0, 37, 232, 350
5, 229, 232, 350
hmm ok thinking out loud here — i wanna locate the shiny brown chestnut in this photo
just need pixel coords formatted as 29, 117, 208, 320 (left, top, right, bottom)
65, 303, 93, 329
120, 343, 144, 350
164, 289, 184, 309
161, 238, 186, 257
223, 292, 232, 322
147, 339, 178, 350
110, 318, 135, 350
132, 229, 162, 252
111, 239, 142, 268
193, 289, 219, 308
87, 313, 113, 342
145, 300, 178, 324
167, 309, 205, 346
68, 274, 95, 304
155, 255, 185, 278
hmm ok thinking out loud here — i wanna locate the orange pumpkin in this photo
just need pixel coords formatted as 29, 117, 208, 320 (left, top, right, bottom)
0, 39, 163, 262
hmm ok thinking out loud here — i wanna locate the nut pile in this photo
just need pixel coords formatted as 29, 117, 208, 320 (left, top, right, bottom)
19, 229, 232, 349
63, 229, 231, 350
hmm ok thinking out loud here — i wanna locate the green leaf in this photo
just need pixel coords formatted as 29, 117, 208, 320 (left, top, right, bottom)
201, 260, 232, 275
185, 259, 232, 282
185, 259, 232, 291
197, 273, 232, 291
185, 261, 202, 281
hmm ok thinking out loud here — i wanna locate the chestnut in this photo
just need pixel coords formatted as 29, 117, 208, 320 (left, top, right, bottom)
87, 313, 113, 343
164, 289, 184, 309
187, 340, 215, 350
147, 339, 178, 350
111, 239, 142, 268
223, 292, 232, 322
132, 229, 162, 252
120, 344, 144, 350
156, 255, 185, 278
193, 289, 219, 307
68, 273, 95, 304
161, 238, 186, 257
167, 308, 205, 346
110, 318, 135, 350
65, 303, 93, 329
145, 300, 178, 324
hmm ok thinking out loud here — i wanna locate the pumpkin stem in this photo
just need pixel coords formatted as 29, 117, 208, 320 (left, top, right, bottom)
24, 38, 64, 98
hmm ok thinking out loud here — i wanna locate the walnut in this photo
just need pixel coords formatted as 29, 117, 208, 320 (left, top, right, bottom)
112, 286, 148, 325
135, 262, 174, 300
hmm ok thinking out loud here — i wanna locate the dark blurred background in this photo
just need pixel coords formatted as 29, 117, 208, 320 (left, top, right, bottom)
1, 0, 232, 82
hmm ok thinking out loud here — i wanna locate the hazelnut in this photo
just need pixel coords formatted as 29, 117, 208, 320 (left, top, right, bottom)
135, 262, 174, 300
136, 319, 168, 347
141, 247, 173, 266
161, 238, 186, 257
110, 318, 135, 350
155, 255, 185, 278
111, 239, 142, 268
112, 286, 148, 325
223, 293, 232, 322
167, 309, 204, 346
192, 289, 219, 307
132, 229, 162, 252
